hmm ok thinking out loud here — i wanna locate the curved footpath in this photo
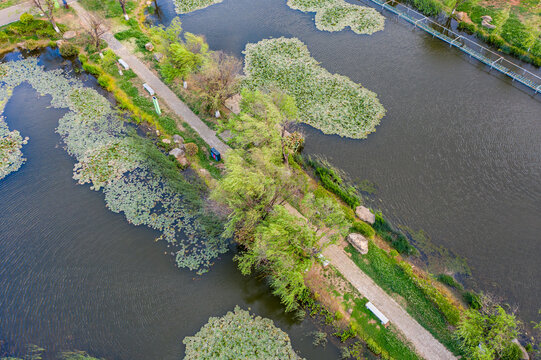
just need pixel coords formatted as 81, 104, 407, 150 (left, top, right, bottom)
0, 3, 455, 359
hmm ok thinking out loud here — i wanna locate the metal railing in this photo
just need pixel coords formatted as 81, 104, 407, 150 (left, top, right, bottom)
359, 0, 541, 94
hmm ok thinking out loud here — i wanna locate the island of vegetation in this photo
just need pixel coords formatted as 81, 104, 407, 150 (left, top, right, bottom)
287, 0, 385, 35
173, 0, 223, 14
183, 306, 303, 359
243, 37, 386, 139
0, 96, 27, 180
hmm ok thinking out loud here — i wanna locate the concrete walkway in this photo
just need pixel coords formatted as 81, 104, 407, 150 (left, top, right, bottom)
0, 1, 31, 27
71, 2, 231, 157
323, 244, 456, 360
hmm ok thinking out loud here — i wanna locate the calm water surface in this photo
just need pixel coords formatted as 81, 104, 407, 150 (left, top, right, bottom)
0, 50, 341, 359
152, 0, 541, 323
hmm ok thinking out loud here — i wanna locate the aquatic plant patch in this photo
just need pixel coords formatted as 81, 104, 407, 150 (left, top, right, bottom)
243, 38, 385, 139
0, 58, 227, 274
0, 83, 27, 180
183, 306, 303, 359
173, 0, 223, 14
287, 0, 385, 35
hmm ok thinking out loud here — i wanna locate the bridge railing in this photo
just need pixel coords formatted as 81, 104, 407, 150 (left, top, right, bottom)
358, 0, 541, 93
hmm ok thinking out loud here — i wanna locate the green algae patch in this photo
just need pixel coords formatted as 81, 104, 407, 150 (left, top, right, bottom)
173, 0, 223, 14
287, 0, 385, 35
243, 37, 385, 139
183, 306, 303, 359
0, 58, 227, 274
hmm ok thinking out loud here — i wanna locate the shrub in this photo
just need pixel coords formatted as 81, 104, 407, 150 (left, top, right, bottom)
59, 42, 79, 57
463, 291, 481, 309
350, 221, 375, 238
501, 343, 522, 360
315, 166, 360, 208
185, 142, 198, 157
19, 13, 34, 25
406, 0, 442, 16
24, 39, 40, 50
437, 274, 463, 289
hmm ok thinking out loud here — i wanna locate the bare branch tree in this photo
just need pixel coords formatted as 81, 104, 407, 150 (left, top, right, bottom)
86, 13, 106, 49
31, 0, 60, 33
118, 0, 129, 21
192, 51, 242, 113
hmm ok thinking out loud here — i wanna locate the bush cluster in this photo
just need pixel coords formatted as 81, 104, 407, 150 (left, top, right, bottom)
373, 213, 416, 255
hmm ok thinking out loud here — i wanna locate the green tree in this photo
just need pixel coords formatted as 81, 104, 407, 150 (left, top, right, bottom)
301, 192, 348, 234
211, 147, 302, 244
236, 205, 317, 311
150, 18, 209, 83
457, 302, 520, 360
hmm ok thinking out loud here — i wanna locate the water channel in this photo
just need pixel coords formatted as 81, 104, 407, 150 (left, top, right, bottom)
0, 49, 342, 359
151, 0, 541, 324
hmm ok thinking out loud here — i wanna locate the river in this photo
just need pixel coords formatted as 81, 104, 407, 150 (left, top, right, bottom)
150, 0, 541, 325
0, 49, 342, 359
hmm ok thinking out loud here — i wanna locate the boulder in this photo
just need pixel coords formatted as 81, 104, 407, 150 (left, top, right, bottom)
177, 154, 190, 168
455, 11, 466, 21
153, 52, 164, 62
347, 233, 369, 255
355, 206, 375, 224
145, 42, 154, 51
169, 148, 185, 158
162, 138, 171, 144
173, 134, 183, 144
481, 19, 496, 29
225, 94, 242, 114
63, 30, 76, 40
480, 15, 492, 22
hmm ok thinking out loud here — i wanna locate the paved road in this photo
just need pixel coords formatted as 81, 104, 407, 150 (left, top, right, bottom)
0, 1, 31, 27
71, 2, 231, 157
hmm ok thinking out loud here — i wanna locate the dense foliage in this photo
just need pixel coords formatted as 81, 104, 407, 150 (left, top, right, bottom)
457, 301, 521, 360
373, 213, 416, 255
173, 0, 223, 14
287, 0, 385, 35
243, 38, 385, 139
183, 306, 302, 359
0, 58, 227, 274
149, 18, 209, 83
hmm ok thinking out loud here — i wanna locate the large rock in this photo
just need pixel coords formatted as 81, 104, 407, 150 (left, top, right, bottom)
145, 42, 154, 51
162, 138, 171, 144
455, 11, 467, 21
481, 19, 496, 29
355, 206, 375, 224
63, 31, 76, 40
225, 94, 242, 114
347, 233, 369, 255
169, 147, 185, 158
173, 134, 183, 144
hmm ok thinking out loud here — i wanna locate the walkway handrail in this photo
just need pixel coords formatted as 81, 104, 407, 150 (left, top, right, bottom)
361, 0, 541, 93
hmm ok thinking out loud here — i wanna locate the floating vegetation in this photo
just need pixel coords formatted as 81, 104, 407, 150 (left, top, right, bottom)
183, 306, 303, 359
173, 0, 223, 14
0, 58, 227, 274
287, 0, 385, 35
0, 85, 27, 180
243, 38, 385, 139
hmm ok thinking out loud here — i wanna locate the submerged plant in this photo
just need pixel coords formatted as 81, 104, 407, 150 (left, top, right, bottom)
243, 37, 386, 139
287, 0, 385, 35
0, 58, 227, 274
